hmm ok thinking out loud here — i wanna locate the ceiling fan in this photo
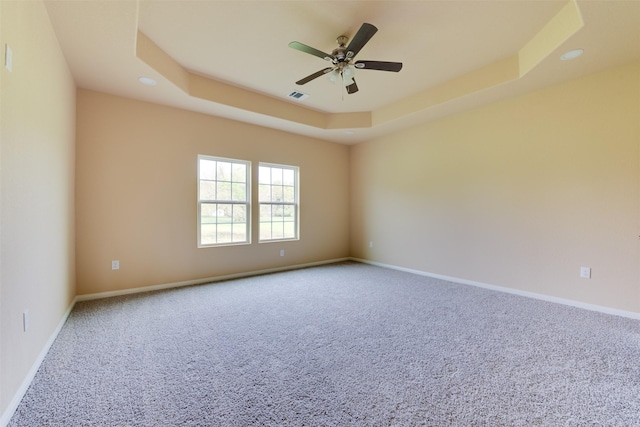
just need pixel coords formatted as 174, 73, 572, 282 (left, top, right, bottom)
289, 23, 402, 94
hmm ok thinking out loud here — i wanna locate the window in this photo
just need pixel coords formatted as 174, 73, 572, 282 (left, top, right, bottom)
259, 163, 299, 242
198, 155, 250, 247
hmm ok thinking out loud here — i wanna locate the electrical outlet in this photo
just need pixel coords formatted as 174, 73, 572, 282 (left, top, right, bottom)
280, 249, 285, 257
23, 310, 29, 332
580, 266, 591, 279
112, 260, 120, 270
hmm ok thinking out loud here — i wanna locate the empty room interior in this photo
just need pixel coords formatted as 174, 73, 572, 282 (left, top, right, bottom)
2, 0, 640, 424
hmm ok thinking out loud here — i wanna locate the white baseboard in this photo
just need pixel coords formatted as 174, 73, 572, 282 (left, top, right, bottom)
77, 258, 351, 301
0, 297, 78, 427
351, 257, 640, 320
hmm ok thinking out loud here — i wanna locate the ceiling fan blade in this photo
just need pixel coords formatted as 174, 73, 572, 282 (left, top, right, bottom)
346, 79, 359, 94
345, 23, 378, 59
354, 60, 403, 72
295, 67, 334, 85
289, 41, 334, 62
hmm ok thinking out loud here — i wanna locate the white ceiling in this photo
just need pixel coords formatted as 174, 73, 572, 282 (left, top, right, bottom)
44, 0, 640, 144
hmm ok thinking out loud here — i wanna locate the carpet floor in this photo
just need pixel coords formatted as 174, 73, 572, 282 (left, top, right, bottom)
9, 261, 640, 426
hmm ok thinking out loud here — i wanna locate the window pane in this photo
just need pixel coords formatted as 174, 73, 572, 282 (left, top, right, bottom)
217, 162, 231, 181
232, 223, 246, 242
283, 205, 295, 219
272, 222, 284, 239
199, 181, 216, 201
273, 204, 284, 218
231, 183, 246, 202
217, 223, 232, 243
232, 163, 246, 183
283, 169, 295, 186
217, 182, 231, 201
272, 186, 283, 202
217, 204, 232, 221
271, 168, 283, 185
201, 224, 216, 245
260, 223, 272, 240
283, 186, 294, 203
260, 204, 272, 221
201, 203, 217, 221
233, 205, 246, 222
200, 159, 216, 180
259, 184, 271, 202
283, 222, 295, 239
259, 166, 271, 184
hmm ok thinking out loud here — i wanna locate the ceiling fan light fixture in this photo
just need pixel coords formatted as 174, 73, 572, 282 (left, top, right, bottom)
343, 65, 354, 78
327, 70, 340, 83
343, 75, 355, 87
341, 64, 355, 86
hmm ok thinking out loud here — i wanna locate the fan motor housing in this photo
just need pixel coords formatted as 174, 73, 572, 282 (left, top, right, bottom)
332, 47, 348, 62
332, 35, 350, 62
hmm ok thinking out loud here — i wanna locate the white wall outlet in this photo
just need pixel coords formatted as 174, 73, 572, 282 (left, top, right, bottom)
112, 260, 120, 270
280, 249, 285, 257
580, 266, 591, 279
5, 44, 13, 72
369, 241, 374, 248
23, 310, 29, 332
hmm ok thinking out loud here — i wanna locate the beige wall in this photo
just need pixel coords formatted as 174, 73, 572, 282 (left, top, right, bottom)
0, 0, 76, 417
75, 90, 350, 295
351, 60, 640, 313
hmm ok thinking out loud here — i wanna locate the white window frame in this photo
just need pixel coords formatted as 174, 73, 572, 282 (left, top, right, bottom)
258, 163, 299, 242
197, 155, 251, 247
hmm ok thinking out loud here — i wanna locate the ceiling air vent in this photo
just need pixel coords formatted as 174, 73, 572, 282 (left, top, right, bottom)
287, 91, 309, 101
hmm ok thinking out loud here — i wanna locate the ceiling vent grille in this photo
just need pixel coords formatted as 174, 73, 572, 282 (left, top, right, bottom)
287, 91, 309, 101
